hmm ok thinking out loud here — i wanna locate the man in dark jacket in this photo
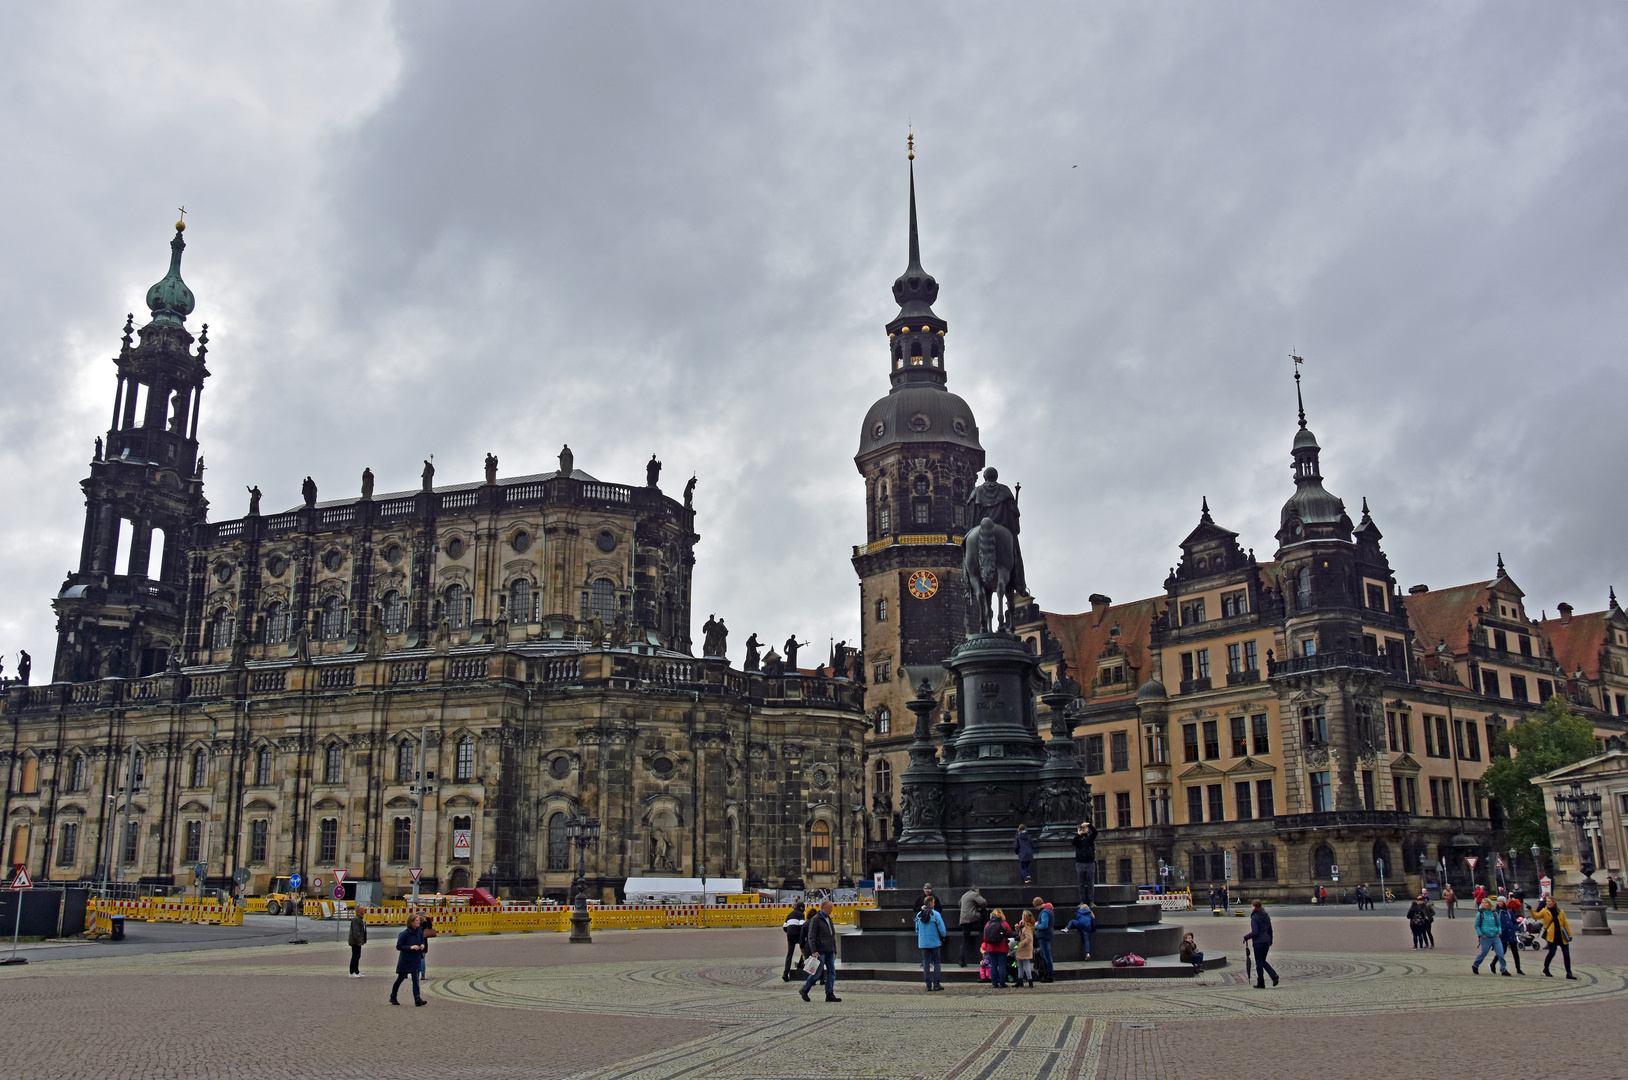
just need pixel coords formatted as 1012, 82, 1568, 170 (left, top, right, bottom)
348, 909, 368, 977
798, 900, 841, 1003
1032, 896, 1055, 983
1071, 821, 1098, 904
1014, 825, 1036, 887
958, 886, 988, 967
1242, 900, 1278, 989
391, 913, 429, 1006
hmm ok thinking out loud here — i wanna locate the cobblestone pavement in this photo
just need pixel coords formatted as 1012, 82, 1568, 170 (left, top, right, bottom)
2, 920, 1624, 1079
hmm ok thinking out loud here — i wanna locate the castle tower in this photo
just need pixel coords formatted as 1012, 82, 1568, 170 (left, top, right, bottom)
854, 149, 985, 754
51, 220, 211, 681
1270, 361, 1404, 814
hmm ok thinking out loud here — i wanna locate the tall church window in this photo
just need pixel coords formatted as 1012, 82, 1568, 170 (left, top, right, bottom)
68, 756, 85, 792
1301, 704, 1328, 746
210, 608, 233, 650
318, 596, 346, 640
808, 820, 832, 874
57, 823, 78, 866
444, 584, 468, 629
382, 591, 407, 634
589, 578, 617, 621
254, 747, 272, 786
250, 819, 269, 863
874, 706, 890, 735
878, 483, 890, 535
324, 744, 343, 784
184, 820, 203, 863
190, 749, 208, 788
123, 820, 140, 865
397, 740, 416, 783
391, 818, 412, 862
318, 818, 338, 863
455, 737, 475, 782
913, 502, 930, 525
875, 598, 887, 623
546, 813, 570, 871
509, 579, 533, 623
263, 602, 289, 645
1296, 566, 1312, 608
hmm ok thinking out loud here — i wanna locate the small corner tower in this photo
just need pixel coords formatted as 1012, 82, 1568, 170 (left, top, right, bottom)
52, 218, 211, 681
854, 140, 985, 736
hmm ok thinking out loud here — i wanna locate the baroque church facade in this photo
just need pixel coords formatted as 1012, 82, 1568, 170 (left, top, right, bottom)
2, 220, 868, 899
855, 170, 1628, 900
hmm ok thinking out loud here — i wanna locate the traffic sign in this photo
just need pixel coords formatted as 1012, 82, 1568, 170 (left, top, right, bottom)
452, 829, 472, 859
1495, 856, 1505, 869
313, 879, 322, 894
9, 866, 31, 890
233, 867, 250, 886
333, 869, 347, 884
289, 873, 302, 890
332, 884, 345, 900
408, 868, 422, 882
1466, 857, 1479, 869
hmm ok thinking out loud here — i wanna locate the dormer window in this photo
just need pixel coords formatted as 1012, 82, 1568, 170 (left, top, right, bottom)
1179, 599, 1206, 627
1221, 590, 1248, 618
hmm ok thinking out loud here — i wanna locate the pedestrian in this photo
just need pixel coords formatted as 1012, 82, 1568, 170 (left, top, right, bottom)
1180, 932, 1204, 972
1013, 910, 1037, 988
1423, 894, 1437, 948
1407, 894, 1429, 949
1609, 875, 1619, 911
1208, 886, 1220, 911
982, 907, 1013, 988
1442, 883, 1456, 918
798, 899, 842, 1002
1031, 896, 1055, 983
912, 882, 935, 915
390, 913, 429, 1006
348, 907, 368, 978
1013, 825, 1036, 887
915, 895, 948, 992
1534, 895, 1576, 980
1473, 883, 1486, 907
781, 900, 807, 981
958, 885, 988, 967
1471, 899, 1510, 976
1318, 885, 1327, 906
1242, 900, 1278, 988
1064, 902, 1095, 960
1499, 897, 1524, 975
1219, 884, 1230, 912
1071, 820, 1098, 904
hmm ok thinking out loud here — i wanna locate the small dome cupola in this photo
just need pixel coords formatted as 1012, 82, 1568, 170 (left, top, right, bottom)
145, 218, 196, 327
1276, 357, 1351, 548
885, 136, 949, 390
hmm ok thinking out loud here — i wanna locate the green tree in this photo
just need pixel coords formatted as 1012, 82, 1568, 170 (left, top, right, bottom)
1483, 695, 1599, 852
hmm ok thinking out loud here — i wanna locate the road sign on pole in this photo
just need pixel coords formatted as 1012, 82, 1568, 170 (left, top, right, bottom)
5, 865, 30, 965
9, 867, 30, 890
332, 883, 345, 901
408, 868, 422, 883
1466, 856, 1479, 869
333, 869, 347, 884
289, 873, 303, 890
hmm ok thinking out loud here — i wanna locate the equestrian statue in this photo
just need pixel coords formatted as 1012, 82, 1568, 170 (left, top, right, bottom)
962, 467, 1028, 633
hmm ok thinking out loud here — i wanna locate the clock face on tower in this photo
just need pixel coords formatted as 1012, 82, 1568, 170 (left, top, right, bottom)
907, 570, 939, 600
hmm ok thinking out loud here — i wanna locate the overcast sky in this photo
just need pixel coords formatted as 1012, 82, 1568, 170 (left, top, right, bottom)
3, 3, 1625, 672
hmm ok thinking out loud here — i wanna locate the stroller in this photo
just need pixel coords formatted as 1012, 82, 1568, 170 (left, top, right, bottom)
1516, 916, 1542, 954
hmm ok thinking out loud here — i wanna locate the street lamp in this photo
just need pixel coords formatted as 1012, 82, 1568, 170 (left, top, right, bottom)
1554, 782, 1611, 935
566, 815, 600, 943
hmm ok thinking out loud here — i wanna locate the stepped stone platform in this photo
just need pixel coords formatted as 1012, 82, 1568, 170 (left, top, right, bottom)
840, 883, 1218, 979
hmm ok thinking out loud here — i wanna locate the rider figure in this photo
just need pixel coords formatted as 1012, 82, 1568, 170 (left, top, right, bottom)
965, 468, 1027, 595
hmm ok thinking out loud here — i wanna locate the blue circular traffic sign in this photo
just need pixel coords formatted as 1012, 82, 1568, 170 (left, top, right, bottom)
332, 884, 345, 900
289, 873, 302, 890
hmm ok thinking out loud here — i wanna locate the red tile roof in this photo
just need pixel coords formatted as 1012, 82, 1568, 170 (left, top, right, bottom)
1045, 596, 1163, 701
1402, 580, 1496, 655
1539, 610, 1609, 681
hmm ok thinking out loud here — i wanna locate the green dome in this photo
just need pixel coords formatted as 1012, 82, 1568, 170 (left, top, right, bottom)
145, 225, 195, 327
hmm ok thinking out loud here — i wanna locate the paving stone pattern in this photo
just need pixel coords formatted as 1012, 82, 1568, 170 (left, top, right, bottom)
0, 919, 1623, 1079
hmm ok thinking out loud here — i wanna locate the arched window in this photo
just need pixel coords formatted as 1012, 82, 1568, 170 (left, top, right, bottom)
1296, 566, 1312, 607
254, 747, 272, 786
382, 590, 407, 634
546, 812, 570, 871
189, 749, 208, 789
809, 820, 832, 874
873, 758, 893, 810
444, 584, 467, 629
1312, 843, 1337, 880
324, 744, 343, 785
874, 706, 890, 735
455, 737, 475, 782
68, 756, 85, 792
18, 755, 38, 794
318, 596, 346, 640
875, 598, 888, 623
396, 740, 416, 783
131, 750, 145, 791
210, 607, 233, 650
590, 578, 617, 621
263, 602, 289, 645
509, 579, 532, 623
1372, 840, 1392, 877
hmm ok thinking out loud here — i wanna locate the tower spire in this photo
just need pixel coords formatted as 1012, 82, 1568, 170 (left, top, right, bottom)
1292, 353, 1307, 429
907, 132, 922, 271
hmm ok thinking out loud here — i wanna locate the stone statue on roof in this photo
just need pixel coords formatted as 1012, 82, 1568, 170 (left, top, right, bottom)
301, 476, 317, 508
485, 453, 498, 485
361, 468, 374, 500
966, 467, 1027, 595
246, 486, 262, 516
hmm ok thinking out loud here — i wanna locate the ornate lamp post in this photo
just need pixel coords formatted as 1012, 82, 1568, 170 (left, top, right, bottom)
566, 815, 601, 943
1554, 782, 1611, 935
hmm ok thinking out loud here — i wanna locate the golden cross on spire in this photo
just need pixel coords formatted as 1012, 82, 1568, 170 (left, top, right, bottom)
177, 205, 187, 221
175, 205, 188, 232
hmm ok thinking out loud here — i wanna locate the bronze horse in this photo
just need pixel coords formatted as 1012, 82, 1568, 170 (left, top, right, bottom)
963, 516, 1016, 633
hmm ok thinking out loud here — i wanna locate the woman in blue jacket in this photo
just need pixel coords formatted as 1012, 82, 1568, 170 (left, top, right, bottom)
1471, 899, 1510, 975
1064, 903, 1095, 960
1242, 900, 1278, 988
1497, 898, 1524, 975
391, 913, 430, 1006
915, 895, 948, 992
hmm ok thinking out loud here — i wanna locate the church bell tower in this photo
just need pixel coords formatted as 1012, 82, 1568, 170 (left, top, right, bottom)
854, 145, 985, 744
52, 219, 211, 681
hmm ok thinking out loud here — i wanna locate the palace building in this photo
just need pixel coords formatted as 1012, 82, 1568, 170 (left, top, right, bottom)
1, 221, 867, 898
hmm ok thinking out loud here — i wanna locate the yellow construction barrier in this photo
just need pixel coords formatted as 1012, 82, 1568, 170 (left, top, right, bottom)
355, 900, 872, 935
86, 898, 244, 927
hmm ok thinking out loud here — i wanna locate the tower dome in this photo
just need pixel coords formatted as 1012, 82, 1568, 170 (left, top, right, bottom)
145, 222, 195, 327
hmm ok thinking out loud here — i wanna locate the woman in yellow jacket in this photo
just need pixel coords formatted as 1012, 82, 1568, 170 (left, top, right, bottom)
1534, 896, 1576, 979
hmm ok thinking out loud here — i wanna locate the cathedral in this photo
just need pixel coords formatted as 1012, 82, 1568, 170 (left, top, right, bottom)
1, 219, 868, 899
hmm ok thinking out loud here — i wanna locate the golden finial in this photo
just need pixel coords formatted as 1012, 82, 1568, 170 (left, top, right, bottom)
907, 128, 914, 161
175, 205, 187, 232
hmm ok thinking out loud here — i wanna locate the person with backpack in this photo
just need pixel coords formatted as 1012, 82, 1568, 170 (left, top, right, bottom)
1031, 896, 1055, 983
915, 895, 948, 992
1064, 902, 1095, 960
957, 886, 988, 967
1242, 899, 1278, 988
1498, 896, 1524, 975
781, 900, 807, 981
982, 907, 1014, 988
1471, 899, 1510, 975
